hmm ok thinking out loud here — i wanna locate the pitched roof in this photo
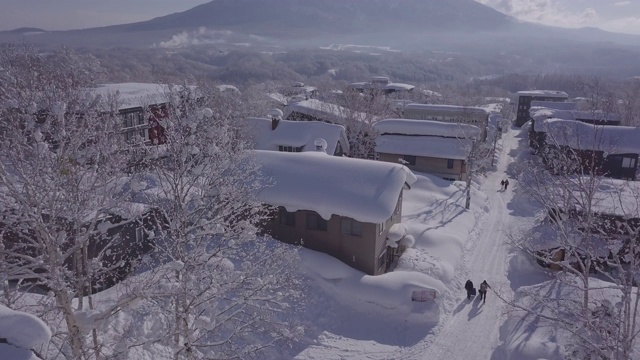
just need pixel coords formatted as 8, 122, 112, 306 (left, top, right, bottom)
530, 107, 621, 123
374, 118, 481, 139
403, 103, 490, 116
283, 99, 374, 124
537, 118, 640, 154
254, 151, 416, 223
243, 117, 349, 155
376, 135, 472, 160
517, 90, 568, 98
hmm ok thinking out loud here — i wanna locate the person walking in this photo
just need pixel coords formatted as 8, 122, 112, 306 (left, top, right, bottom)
479, 280, 491, 303
503, 179, 510, 190
464, 279, 474, 300
500, 179, 505, 190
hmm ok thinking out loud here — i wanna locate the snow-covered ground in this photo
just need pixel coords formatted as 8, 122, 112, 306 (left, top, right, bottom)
291, 126, 560, 360
5, 126, 635, 359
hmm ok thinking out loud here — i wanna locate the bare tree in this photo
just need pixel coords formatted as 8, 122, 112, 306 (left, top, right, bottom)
505, 120, 640, 359
0, 44, 137, 359
116, 85, 305, 359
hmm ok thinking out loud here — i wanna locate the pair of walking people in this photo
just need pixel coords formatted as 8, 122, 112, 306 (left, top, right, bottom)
500, 179, 510, 191
465, 279, 491, 303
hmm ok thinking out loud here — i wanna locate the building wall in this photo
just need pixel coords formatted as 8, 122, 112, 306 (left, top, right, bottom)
402, 108, 488, 141
516, 95, 568, 127
378, 153, 466, 181
266, 197, 403, 275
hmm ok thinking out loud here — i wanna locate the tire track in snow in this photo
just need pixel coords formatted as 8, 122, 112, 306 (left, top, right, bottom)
399, 129, 519, 360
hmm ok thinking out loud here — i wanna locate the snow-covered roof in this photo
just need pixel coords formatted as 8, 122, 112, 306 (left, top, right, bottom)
403, 103, 490, 116
384, 83, 415, 91
517, 90, 568, 98
243, 117, 349, 155
90, 83, 170, 110
90, 83, 197, 111
587, 178, 640, 216
376, 134, 472, 160
254, 151, 416, 223
530, 107, 621, 123
530, 100, 577, 111
422, 89, 442, 97
283, 99, 375, 124
0, 305, 51, 354
550, 177, 640, 217
374, 119, 481, 139
536, 118, 640, 154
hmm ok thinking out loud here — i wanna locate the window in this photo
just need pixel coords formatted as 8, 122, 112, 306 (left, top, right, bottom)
622, 157, 637, 168
135, 227, 144, 243
278, 208, 296, 227
447, 159, 454, 169
378, 250, 387, 271
341, 218, 363, 236
278, 145, 303, 153
403, 155, 417, 166
379, 221, 386, 235
306, 213, 327, 231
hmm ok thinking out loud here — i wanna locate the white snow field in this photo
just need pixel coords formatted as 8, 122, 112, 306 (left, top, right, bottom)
5, 126, 632, 359
292, 126, 553, 360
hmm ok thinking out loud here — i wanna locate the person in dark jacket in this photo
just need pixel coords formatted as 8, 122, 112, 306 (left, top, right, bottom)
504, 179, 510, 190
500, 179, 505, 190
479, 280, 491, 303
464, 279, 474, 300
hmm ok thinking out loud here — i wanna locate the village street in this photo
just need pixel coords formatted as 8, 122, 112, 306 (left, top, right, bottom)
397, 126, 529, 359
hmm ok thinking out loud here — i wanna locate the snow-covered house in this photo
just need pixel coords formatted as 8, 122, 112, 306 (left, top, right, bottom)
254, 150, 417, 275
373, 119, 478, 181
243, 117, 349, 156
537, 178, 640, 271
0, 304, 51, 359
533, 118, 640, 180
515, 90, 569, 127
402, 103, 489, 141
91, 83, 173, 145
283, 99, 374, 125
348, 76, 415, 95
0, 202, 164, 292
91, 83, 199, 146
529, 107, 623, 150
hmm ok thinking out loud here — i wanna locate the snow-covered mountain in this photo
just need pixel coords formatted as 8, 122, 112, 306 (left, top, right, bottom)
5, 0, 639, 49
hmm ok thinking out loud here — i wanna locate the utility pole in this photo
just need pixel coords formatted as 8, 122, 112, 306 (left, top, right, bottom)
465, 139, 476, 210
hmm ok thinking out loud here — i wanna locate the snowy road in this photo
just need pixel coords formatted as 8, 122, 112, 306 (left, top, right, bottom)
399, 128, 520, 359
295, 128, 527, 360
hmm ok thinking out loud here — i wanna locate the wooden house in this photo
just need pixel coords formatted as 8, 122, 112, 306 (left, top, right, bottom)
373, 119, 480, 181
402, 104, 489, 141
243, 117, 349, 156
533, 118, 639, 180
254, 150, 416, 275
515, 90, 569, 127
0, 203, 164, 293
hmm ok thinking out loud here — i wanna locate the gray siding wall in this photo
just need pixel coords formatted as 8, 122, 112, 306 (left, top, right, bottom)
378, 153, 466, 181
266, 194, 404, 275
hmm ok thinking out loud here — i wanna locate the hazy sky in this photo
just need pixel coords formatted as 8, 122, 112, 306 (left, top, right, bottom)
0, 0, 639, 35
476, 0, 640, 35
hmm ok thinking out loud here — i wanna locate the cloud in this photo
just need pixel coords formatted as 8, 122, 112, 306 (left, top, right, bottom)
476, 0, 599, 28
614, 1, 631, 7
600, 17, 640, 35
158, 27, 235, 48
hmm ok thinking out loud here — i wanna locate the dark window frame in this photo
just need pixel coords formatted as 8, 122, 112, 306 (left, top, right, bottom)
341, 218, 363, 237
278, 208, 296, 227
447, 159, 454, 169
306, 213, 328, 231
403, 155, 417, 166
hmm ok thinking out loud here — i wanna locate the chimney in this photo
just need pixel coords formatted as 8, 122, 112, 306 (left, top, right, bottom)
268, 108, 283, 130
314, 138, 328, 153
